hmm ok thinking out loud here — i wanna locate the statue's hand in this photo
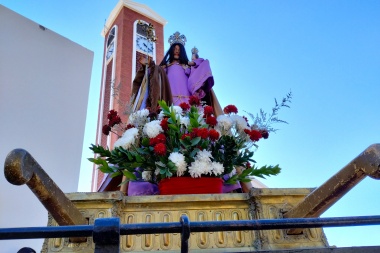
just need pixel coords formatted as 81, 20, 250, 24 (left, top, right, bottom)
188, 61, 196, 66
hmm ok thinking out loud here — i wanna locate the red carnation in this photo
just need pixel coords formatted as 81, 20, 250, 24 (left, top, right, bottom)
204, 105, 214, 115
154, 143, 166, 156
107, 110, 118, 120
181, 133, 191, 140
260, 129, 269, 139
249, 130, 262, 142
188, 95, 201, 106
109, 115, 121, 127
190, 128, 199, 139
160, 118, 169, 131
223, 105, 238, 114
209, 129, 220, 141
206, 115, 217, 126
155, 133, 166, 144
246, 162, 252, 169
244, 129, 250, 135
102, 125, 111, 136
197, 128, 209, 139
179, 102, 190, 111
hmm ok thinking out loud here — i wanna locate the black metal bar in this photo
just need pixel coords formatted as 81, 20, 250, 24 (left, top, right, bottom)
0, 225, 93, 240
180, 215, 190, 253
1, 215, 380, 242
93, 217, 120, 253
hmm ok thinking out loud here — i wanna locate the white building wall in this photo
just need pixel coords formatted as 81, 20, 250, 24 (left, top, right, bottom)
0, 5, 93, 252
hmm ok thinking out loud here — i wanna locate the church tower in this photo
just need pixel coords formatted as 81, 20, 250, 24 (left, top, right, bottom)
92, 0, 167, 191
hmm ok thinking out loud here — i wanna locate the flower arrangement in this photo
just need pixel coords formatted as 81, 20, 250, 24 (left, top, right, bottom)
89, 93, 291, 187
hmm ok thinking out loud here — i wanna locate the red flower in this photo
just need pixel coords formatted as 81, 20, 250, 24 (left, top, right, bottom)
206, 115, 217, 126
109, 115, 121, 127
246, 162, 251, 169
154, 143, 166, 156
188, 95, 201, 106
179, 102, 190, 111
181, 133, 191, 140
204, 105, 214, 115
102, 125, 111, 136
249, 130, 262, 142
197, 128, 209, 139
125, 124, 134, 130
209, 129, 220, 141
160, 118, 169, 131
190, 128, 199, 139
244, 129, 250, 135
260, 129, 269, 139
149, 133, 166, 146
223, 105, 238, 114
155, 133, 166, 143
107, 110, 118, 120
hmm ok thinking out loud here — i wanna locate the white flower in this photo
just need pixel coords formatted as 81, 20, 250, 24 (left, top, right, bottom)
142, 171, 152, 181
143, 120, 163, 138
231, 115, 249, 132
179, 116, 190, 127
155, 168, 160, 175
196, 150, 212, 162
188, 150, 213, 177
114, 128, 139, 149
168, 152, 187, 176
211, 162, 224, 176
188, 160, 210, 177
171, 105, 183, 115
216, 115, 233, 131
129, 109, 149, 126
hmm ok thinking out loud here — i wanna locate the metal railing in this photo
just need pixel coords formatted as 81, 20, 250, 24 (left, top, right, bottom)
2, 215, 380, 253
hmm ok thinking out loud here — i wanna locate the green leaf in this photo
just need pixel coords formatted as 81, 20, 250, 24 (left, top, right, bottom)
190, 137, 201, 146
123, 170, 137, 180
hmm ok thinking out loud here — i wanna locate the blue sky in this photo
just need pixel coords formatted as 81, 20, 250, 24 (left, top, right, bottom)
2, 0, 380, 248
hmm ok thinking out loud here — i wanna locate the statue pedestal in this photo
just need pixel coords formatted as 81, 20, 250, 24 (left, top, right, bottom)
42, 188, 328, 252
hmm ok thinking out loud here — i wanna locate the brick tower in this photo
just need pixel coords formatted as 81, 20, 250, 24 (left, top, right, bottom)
92, 0, 166, 191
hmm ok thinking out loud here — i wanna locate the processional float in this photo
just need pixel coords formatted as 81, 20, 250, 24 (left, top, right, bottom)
3, 144, 380, 252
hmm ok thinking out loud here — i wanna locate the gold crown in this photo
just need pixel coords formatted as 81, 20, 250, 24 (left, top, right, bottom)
168, 31, 186, 46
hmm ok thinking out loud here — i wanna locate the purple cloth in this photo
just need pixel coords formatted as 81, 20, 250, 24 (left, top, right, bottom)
166, 63, 191, 105
128, 181, 158, 196
222, 182, 242, 193
188, 58, 214, 94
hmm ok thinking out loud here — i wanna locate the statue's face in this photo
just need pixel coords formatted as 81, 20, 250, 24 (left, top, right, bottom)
173, 45, 180, 59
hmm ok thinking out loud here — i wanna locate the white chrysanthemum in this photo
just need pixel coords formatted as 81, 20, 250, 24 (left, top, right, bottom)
143, 120, 163, 138
196, 150, 212, 162
114, 128, 139, 149
157, 110, 165, 120
142, 171, 152, 181
211, 162, 224, 176
216, 115, 233, 131
168, 152, 187, 176
188, 160, 211, 178
179, 116, 190, 127
188, 150, 214, 177
171, 106, 183, 115
129, 109, 149, 126
231, 115, 249, 132
155, 168, 160, 175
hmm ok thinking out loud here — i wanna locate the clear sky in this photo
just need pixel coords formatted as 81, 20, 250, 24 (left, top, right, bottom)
2, 0, 380, 248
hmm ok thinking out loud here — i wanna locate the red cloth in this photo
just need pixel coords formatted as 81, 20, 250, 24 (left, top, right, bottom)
159, 177, 223, 195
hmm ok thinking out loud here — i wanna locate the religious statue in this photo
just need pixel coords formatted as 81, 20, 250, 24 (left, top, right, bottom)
124, 31, 236, 196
